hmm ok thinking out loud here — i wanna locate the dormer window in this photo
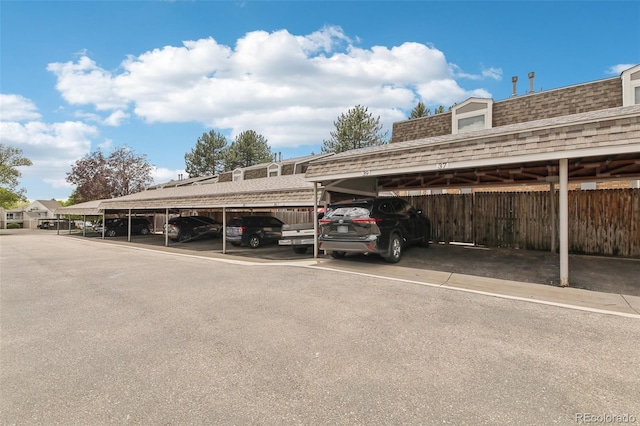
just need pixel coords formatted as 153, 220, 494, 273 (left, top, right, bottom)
621, 64, 640, 106
452, 98, 493, 134
267, 163, 281, 177
232, 168, 244, 182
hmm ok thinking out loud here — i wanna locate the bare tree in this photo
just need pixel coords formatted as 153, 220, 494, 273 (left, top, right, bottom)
108, 147, 154, 197
66, 146, 153, 202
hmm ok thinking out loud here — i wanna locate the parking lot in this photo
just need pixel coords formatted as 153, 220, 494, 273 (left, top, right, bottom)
68, 230, 640, 297
2, 230, 639, 425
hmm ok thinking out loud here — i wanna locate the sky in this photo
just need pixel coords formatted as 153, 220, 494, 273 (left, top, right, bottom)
1, 1, 639, 202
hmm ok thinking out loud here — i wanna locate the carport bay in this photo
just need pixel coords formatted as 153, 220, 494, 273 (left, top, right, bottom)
56, 106, 640, 288
304, 105, 640, 287
57, 174, 328, 254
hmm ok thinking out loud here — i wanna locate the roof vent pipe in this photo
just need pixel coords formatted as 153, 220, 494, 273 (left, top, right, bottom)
511, 76, 518, 96
528, 71, 535, 93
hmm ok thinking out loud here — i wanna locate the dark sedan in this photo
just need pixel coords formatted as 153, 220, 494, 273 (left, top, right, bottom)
167, 216, 222, 242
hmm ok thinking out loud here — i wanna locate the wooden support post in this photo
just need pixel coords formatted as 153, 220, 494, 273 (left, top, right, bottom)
313, 182, 319, 259
222, 207, 227, 254
559, 159, 569, 287
550, 181, 556, 253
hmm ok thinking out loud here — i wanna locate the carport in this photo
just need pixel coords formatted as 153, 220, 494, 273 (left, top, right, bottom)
305, 105, 640, 287
93, 174, 324, 253
54, 199, 105, 237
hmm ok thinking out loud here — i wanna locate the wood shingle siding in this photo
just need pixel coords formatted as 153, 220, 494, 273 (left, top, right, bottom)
392, 77, 623, 143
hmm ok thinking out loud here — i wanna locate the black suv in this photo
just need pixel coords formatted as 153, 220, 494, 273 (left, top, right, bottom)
167, 216, 221, 242
225, 216, 284, 248
318, 197, 430, 263
100, 217, 152, 237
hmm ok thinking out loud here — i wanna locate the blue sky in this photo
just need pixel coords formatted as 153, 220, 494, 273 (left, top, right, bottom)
1, 1, 638, 202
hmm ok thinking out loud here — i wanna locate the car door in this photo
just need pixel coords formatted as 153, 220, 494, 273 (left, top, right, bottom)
390, 198, 418, 242
263, 217, 283, 242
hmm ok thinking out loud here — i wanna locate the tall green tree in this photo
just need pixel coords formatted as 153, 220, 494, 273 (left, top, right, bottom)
184, 130, 228, 177
435, 105, 446, 114
321, 105, 388, 154
224, 130, 273, 170
409, 101, 431, 119
66, 146, 153, 202
0, 144, 32, 209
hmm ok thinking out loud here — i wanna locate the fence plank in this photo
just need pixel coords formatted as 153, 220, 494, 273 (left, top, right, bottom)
407, 188, 639, 258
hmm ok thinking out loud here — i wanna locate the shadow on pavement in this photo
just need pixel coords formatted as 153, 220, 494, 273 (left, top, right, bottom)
55, 230, 640, 297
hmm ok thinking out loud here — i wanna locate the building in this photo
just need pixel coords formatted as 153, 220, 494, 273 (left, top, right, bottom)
3, 199, 63, 229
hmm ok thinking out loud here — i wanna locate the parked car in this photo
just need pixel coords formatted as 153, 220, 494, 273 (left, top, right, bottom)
37, 221, 56, 229
167, 216, 222, 242
96, 217, 152, 237
226, 216, 284, 248
318, 197, 431, 263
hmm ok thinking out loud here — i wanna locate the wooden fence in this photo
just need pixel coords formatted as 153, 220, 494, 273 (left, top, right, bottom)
408, 188, 640, 258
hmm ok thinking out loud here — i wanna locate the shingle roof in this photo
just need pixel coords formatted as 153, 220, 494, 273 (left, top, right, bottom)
147, 175, 218, 190
36, 199, 63, 211
55, 199, 105, 215
98, 174, 320, 210
305, 105, 640, 182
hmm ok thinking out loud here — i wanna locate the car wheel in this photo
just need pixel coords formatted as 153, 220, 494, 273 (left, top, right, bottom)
384, 234, 402, 263
140, 227, 150, 235
106, 229, 117, 238
178, 231, 192, 242
293, 247, 308, 254
248, 234, 261, 248
330, 251, 346, 259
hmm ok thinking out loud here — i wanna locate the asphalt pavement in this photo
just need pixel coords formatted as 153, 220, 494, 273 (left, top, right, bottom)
1, 231, 639, 425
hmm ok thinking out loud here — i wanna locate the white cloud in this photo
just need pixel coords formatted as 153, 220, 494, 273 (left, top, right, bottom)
46, 56, 128, 111
46, 26, 497, 149
104, 110, 130, 126
0, 94, 42, 121
451, 65, 503, 81
43, 176, 74, 189
416, 79, 491, 108
151, 166, 185, 185
0, 119, 98, 191
606, 64, 637, 75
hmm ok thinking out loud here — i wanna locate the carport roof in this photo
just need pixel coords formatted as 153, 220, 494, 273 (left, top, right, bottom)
305, 105, 640, 190
98, 173, 320, 210
55, 199, 105, 216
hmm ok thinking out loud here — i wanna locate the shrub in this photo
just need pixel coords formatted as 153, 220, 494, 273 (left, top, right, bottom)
7, 223, 21, 229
